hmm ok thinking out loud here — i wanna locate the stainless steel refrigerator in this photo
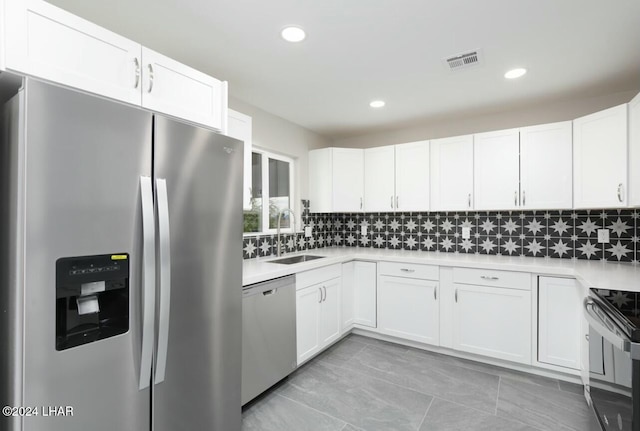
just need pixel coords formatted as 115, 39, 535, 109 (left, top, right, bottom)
0, 78, 243, 431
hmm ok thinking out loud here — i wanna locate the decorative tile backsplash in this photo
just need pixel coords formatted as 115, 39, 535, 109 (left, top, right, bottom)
243, 201, 639, 264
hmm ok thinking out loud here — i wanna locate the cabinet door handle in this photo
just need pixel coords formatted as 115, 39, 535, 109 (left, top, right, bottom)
133, 57, 140, 89
147, 64, 154, 93
318, 287, 322, 303
455, 288, 458, 303
468, 193, 471, 208
514, 190, 518, 206
522, 190, 526, 207
481, 276, 499, 280
360, 197, 363, 209
390, 196, 393, 209
323, 286, 327, 302
396, 196, 399, 209
434, 287, 437, 301
400, 268, 415, 273
618, 183, 624, 203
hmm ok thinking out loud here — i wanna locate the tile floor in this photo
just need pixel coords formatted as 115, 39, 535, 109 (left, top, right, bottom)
242, 334, 601, 431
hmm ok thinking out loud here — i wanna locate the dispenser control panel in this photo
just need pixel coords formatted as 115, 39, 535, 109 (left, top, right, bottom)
56, 254, 130, 351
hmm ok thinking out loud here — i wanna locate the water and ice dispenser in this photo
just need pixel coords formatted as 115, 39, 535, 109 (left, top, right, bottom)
55, 254, 130, 350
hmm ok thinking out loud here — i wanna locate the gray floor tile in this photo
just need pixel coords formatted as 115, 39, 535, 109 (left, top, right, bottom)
348, 334, 411, 353
242, 392, 345, 431
497, 377, 598, 431
406, 347, 560, 390
316, 336, 367, 367
419, 398, 539, 431
558, 380, 585, 395
340, 425, 364, 431
277, 360, 432, 431
342, 344, 500, 413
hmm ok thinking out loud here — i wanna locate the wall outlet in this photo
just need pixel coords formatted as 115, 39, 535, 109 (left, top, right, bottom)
304, 226, 312, 238
461, 227, 471, 239
361, 225, 368, 236
597, 229, 610, 244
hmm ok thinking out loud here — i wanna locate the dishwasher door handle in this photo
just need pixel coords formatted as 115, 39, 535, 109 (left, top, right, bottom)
263, 289, 277, 296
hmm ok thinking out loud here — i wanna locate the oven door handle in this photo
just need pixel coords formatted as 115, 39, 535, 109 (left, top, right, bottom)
584, 298, 632, 354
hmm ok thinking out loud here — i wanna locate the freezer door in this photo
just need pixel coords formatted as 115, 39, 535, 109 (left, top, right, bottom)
153, 115, 243, 431
21, 79, 153, 431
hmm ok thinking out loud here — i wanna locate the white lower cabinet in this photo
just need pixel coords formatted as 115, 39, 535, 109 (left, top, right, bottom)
296, 277, 341, 365
296, 284, 322, 364
342, 261, 377, 333
538, 277, 581, 370
453, 283, 531, 365
378, 276, 439, 345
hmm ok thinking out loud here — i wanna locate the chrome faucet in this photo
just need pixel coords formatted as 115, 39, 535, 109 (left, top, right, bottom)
276, 208, 296, 257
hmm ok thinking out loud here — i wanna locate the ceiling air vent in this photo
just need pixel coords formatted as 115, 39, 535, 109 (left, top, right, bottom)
444, 50, 481, 71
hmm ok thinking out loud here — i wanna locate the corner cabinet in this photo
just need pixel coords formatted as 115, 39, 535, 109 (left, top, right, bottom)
226, 109, 253, 210
629, 92, 640, 206
452, 269, 532, 365
2, 0, 228, 131
573, 104, 628, 208
342, 261, 377, 332
296, 265, 342, 365
430, 135, 474, 211
308, 148, 364, 213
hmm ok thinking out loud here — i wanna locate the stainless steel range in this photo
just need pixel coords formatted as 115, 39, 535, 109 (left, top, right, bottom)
585, 288, 640, 431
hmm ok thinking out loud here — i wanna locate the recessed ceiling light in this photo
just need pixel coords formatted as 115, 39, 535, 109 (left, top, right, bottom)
369, 100, 385, 108
281, 26, 306, 43
504, 68, 527, 79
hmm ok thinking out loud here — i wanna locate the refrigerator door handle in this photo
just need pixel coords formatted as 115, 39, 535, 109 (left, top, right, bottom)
139, 176, 156, 390
154, 178, 172, 384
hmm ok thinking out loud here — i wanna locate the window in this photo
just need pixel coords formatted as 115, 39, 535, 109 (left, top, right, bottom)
243, 149, 295, 234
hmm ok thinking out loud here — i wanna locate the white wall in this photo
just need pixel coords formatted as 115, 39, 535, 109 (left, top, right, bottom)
333, 90, 638, 148
229, 97, 332, 225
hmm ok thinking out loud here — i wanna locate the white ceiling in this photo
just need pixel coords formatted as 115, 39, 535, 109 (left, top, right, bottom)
48, 0, 640, 139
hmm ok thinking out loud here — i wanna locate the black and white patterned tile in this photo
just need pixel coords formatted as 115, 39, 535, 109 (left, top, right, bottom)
242, 203, 640, 263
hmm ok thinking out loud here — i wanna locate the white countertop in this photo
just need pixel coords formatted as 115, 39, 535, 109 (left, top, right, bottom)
243, 247, 640, 291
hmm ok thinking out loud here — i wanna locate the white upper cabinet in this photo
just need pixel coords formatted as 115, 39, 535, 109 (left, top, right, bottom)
1, 0, 228, 131
3, 0, 142, 105
226, 109, 252, 210
395, 141, 430, 211
629, 92, 640, 207
474, 128, 520, 210
573, 104, 628, 208
430, 135, 474, 211
364, 146, 395, 212
309, 148, 364, 213
141, 47, 227, 131
520, 122, 573, 209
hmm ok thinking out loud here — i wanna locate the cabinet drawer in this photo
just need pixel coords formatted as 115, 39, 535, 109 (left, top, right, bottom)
296, 264, 341, 290
453, 268, 530, 290
378, 261, 439, 280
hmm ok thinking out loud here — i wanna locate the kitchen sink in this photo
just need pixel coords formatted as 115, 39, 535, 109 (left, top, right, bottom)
268, 255, 325, 265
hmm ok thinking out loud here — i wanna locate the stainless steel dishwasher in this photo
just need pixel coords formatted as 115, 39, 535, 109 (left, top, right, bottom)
242, 275, 297, 405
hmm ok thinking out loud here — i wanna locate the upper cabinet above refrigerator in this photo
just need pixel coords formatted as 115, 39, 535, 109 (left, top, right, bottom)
1, 0, 228, 132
